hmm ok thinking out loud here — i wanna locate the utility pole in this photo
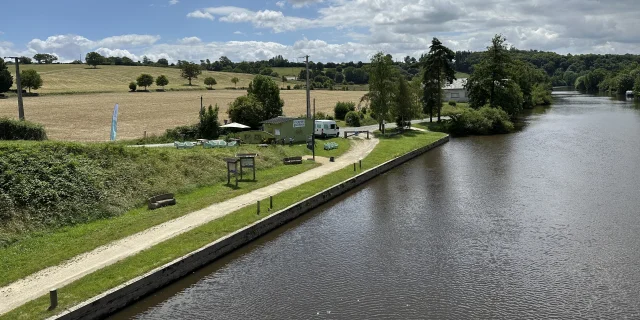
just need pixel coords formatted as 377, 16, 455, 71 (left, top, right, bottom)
5, 57, 24, 120
305, 55, 310, 118
312, 98, 316, 161
200, 95, 203, 113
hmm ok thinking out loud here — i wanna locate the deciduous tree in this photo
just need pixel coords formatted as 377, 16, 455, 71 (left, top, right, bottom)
0, 58, 12, 94
368, 52, 395, 131
85, 52, 104, 68
392, 76, 417, 128
155, 75, 169, 89
247, 75, 284, 120
21, 69, 43, 93
136, 74, 154, 91
180, 62, 202, 86
231, 77, 240, 88
227, 95, 264, 129
204, 77, 217, 89
422, 38, 456, 122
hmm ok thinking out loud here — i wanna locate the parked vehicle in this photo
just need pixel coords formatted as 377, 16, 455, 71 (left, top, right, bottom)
314, 120, 340, 138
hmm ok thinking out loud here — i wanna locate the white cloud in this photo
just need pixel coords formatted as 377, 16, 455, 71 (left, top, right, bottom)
275, 1, 285, 8
169, 0, 179, 5
187, 10, 214, 21
178, 36, 202, 45
95, 48, 139, 61
233, 31, 246, 35
288, 0, 323, 8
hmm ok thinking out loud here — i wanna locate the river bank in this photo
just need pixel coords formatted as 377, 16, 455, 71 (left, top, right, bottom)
1, 130, 447, 320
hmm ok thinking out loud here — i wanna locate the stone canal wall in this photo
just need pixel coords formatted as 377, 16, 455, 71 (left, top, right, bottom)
51, 135, 450, 320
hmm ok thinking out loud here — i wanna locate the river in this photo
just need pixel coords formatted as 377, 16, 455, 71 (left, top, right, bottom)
112, 91, 640, 319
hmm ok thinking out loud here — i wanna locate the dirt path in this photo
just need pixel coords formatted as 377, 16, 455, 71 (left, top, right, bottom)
0, 137, 378, 315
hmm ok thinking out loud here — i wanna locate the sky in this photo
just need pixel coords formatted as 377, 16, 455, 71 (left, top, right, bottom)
1, 0, 639, 63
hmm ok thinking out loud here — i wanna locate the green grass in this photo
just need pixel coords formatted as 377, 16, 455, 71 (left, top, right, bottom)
455, 72, 470, 78
272, 67, 304, 77
304, 137, 351, 158
441, 102, 470, 116
1, 130, 447, 320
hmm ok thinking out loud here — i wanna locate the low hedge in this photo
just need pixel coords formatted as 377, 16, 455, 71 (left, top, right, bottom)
0, 118, 47, 140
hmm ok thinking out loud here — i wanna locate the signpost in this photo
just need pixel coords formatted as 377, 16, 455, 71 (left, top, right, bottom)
224, 158, 240, 187
237, 153, 257, 181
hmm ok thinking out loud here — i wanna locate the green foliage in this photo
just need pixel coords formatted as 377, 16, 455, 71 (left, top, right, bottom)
85, 52, 104, 68
19, 57, 32, 64
448, 101, 457, 106
231, 77, 240, 88
345, 111, 361, 127
532, 83, 552, 105
156, 58, 169, 66
228, 95, 264, 129
128, 82, 137, 92
204, 76, 217, 89
369, 52, 396, 127
509, 59, 551, 108
0, 58, 12, 93
164, 124, 200, 140
198, 105, 220, 139
0, 118, 47, 140
314, 112, 327, 120
634, 76, 640, 97
392, 76, 417, 127
615, 73, 634, 95
180, 62, 202, 85
247, 75, 284, 120
448, 106, 514, 136
155, 75, 169, 89
20, 69, 43, 93
422, 38, 456, 121
136, 74, 154, 90
33, 53, 58, 64
334, 101, 356, 120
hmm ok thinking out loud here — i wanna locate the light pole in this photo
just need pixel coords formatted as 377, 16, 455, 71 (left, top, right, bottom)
299, 55, 310, 118
4, 57, 24, 120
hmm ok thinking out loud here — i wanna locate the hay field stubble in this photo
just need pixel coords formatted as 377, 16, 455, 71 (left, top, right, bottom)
0, 90, 365, 141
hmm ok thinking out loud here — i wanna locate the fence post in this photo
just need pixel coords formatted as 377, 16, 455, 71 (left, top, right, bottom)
270, 196, 273, 209
257, 201, 260, 215
49, 289, 58, 310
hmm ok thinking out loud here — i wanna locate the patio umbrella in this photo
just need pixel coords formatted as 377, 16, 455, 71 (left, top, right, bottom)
221, 122, 251, 129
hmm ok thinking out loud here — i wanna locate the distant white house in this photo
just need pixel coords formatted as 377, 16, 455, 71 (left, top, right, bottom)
443, 78, 468, 103
285, 76, 297, 81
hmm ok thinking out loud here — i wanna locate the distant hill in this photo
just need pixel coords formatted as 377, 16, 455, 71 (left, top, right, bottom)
7, 64, 266, 95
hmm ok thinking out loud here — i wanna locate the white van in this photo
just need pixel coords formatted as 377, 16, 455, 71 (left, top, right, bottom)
314, 120, 340, 138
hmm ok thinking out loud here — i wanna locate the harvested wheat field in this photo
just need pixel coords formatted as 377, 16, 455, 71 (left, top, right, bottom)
0, 90, 365, 141
7, 64, 260, 94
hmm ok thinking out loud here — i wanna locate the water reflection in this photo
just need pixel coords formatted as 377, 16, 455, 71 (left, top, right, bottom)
114, 91, 640, 319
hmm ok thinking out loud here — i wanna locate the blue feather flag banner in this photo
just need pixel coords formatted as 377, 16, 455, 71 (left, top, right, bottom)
110, 104, 119, 141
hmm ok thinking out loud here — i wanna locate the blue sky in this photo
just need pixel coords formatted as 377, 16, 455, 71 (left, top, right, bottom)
1, 0, 639, 63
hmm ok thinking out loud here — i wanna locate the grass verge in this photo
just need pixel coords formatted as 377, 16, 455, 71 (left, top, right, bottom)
1, 130, 446, 320
0, 144, 320, 287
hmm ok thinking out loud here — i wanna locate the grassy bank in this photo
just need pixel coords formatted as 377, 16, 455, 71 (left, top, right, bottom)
0, 141, 336, 286
2, 130, 446, 320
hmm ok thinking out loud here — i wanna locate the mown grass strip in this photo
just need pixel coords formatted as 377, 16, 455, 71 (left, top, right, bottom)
1, 130, 446, 320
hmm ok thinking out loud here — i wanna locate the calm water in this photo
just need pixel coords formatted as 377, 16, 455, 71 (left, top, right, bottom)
114, 92, 640, 319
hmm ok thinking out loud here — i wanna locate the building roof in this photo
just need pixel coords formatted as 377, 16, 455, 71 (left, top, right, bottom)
261, 116, 295, 124
444, 78, 467, 90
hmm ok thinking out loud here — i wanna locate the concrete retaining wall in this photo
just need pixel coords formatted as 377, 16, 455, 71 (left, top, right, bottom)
51, 135, 449, 320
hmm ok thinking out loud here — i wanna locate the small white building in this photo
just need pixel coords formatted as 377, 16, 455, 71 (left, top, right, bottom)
285, 76, 297, 81
443, 78, 468, 103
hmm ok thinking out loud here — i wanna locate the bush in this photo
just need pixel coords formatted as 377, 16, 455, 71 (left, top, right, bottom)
165, 124, 200, 140
0, 118, 47, 140
334, 101, 356, 120
198, 104, 220, 139
345, 111, 361, 127
448, 106, 514, 136
315, 112, 327, 120
287, 85, 291, 90
361, 107, 368, 114
129, 82, 137, 92
448, 101, 457, 106
326, 115, 334, 120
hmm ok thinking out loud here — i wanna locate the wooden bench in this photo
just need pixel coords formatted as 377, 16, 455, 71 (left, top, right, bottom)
148, 193, 176, 210
283, 156, 303, 165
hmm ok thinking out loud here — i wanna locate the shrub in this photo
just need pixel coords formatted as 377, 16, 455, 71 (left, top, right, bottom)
448, 101, 457, 106
204, 77, 217, 89
198, 104, 220, 139
315, 112, 327, 120
287, 85, 291, 90
165, 124, 200, 140
334, 101, 356, 120
129, 82, 137, 92
345, 111, 361, 127
361, 107, 368, 114
0, 118, 47, 140
326, 115, 334, 120
448, 106, 514, 136
155, 75, 169, 89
